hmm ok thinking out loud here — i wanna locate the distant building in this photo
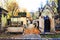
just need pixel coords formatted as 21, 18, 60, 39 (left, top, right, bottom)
0, 7, 8, 30
57, 0, 60, 16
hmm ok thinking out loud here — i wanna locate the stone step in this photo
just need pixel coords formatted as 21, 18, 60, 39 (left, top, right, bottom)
40, 32, 55, 34
55, 31, 60, 34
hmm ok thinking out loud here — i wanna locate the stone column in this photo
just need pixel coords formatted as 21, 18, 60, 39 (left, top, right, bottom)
39, 16, 44, 33
50, 18, 55, 32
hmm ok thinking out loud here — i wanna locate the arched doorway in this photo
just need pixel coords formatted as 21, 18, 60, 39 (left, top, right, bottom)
44, 16, 50, 32
39, 4, 55, 33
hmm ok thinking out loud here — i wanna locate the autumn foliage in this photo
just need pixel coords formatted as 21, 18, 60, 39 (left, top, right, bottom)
24, 28, 40, 34
6, 2, 20, 17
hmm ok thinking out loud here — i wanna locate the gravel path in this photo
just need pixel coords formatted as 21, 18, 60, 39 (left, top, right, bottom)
11, 34, 41, 40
